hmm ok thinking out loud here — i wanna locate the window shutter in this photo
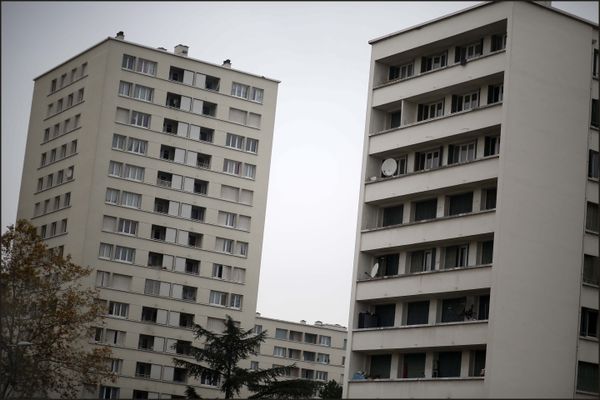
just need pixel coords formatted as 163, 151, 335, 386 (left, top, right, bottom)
177, 122, 188, 137
174, 148, 186, 163
189, 125, 200, 140
165, 228, 176, 243
454, 47, 461, 63
153, 336, 165, 352
171, 174, 183, 190
151, 364, 162, 379
183, 70, 194, 85
168, 201, 179, 216
162, 255, 173, 270
159, 282, 171, 297
420, 57, 427, 73
157, 309, 168, 324
180, 203, 192, 219
183, 177, 194, 192
169, 312, 180, 327
175, 257, 186, 272
177, 230, 189, 246
186, 151, 197, 167
166, 338, 177, 353
163, 366, 174, 381
172, 284, 183, 299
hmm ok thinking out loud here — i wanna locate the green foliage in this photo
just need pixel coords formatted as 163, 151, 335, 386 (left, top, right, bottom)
318, 379, 342, 399
175, 316, 320, 399
248, 378, 322, 399
0, 220, 114, 399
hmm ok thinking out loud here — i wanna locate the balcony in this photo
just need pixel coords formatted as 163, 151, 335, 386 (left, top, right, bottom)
372, 51, 506, 108
347, 377, 484, 398
369, 104, 502, 155
352, 320, 487, 351
365, 156, 498, 203
356, 265, 492, 302
360, 210, 495, 252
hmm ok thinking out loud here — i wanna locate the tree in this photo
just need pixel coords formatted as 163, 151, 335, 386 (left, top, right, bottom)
318, 379, 342, 399
0, 220, 114, 399
174, 316, 321, 399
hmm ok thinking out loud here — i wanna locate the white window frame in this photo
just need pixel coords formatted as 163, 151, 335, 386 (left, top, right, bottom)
231, 82, 249, 99
209, 290, 228, 306
117, 218, 138, 236
108, 301, 129, 318
114, 246, 135, 263
226, 133, 245, 150
127, 137, 147, 155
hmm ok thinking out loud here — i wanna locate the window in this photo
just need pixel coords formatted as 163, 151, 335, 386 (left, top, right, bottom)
580, 307, 598, 338
124, 164, 145, 182
229, 294, 242, 309
105, 188, 119, 204
317, 353, 330, 364
417, 100, 444, 121
77, 88, 84, 102
414, 148, 441, 171
56, 99, 63, 113
135, 58, 157, 76
452, 92, 479, 112
491, 33, 507, 52
402, 353, 426, 378
43, 128, 50, 142
108, 301, 129, 318
130, 111, 151, 128
577, 361, 599, 393
226, 133, 244, 150
592, 99, 599, 128
209, 291, 228, 306
127, 137, 147, 155
480, 240, 494, 265
289, 331, 302, 342
223, 159, 241, 175
314, 370, 328, 381
318, 335, 331, 347
70, 140, 77, 154
594, 48, 599, 78
369, 354, 391, 379
118, 81, 132, 96
482, 188, 497, 210
250, 87, 264, 103
231, 82, 249, 99
484, 136, 500, 156
469, 350, 486, 377
444, 244, 469, 269
109, 359, 123, 374
229, 108, 247, 124
98, 243, 113, 259
448, 142, 475, 165
243, 164, 256, 179
114, 246, 135, 263
421, 52, 447, 72
245, 138, 258, 153
589, 150, 599, 179
122, 54, 136, 70
435, 351, 462, 378
448, 192, 473, 215
477, 295, 490, 320
584, 255, 600, 285
219, 211, 237, 227
414, 198, 437, 221
120, 191, 141, 208
273, 346, 286, 357
135, 362, 152, 379
50, 79, 57, 92
455, 40, 483, 62
275, 329, 288, 339
133, 84, 154, 102
389, 62, 413, 81
185, 259, 200, 275
66, 94, 73, 107
250, 361, 259, 371
237, 242, 248, 257
99, 386, 119, 399
188, 232, 202, 248
441, 297, 466, 323
406, 301, 429, 325
117, 218, 138, 235
488, 84, 503, 104
200, 370, 219, 386
144, 280, 161, 296
182, 286, 197, 301
382, 205, 403, 227
304, 351, 316, 362
586, 202, 599, 232
194, 179, 208, 195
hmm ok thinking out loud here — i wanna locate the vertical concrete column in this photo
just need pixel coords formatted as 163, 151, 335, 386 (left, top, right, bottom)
473, 188, 482, 211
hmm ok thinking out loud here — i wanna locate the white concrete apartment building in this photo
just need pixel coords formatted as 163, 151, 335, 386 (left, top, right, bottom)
16, 32, 279, 399
344, 1, 599, 398
252, 315, 347, 386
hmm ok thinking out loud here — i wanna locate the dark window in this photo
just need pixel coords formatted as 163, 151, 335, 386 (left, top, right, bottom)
200, 127, 214, 142
138, 334, 154, 350
444, 244, 468, 269
154, 198, 169, 213
135, 362, 151, 378
580, 308, 598, 338
586, 202, 599, 232
388, 66, 400, 80
166, 92, 182, 109
205, 76, 220, 91
406, 301, 429, 325
441, 297, 466, 323
487, 84, 503, 104
477, 295, 490, 320
390, 111, 402, 129
592, 99, 599, 128
376, 253, 399, 276
577, 361, 599, 393
147, 252, 163, 268
469, 350, 486, 377
382, 205, 403, 227
402, 353, 426, 378
481, 241, 494, 265
484, 136, 500, 156
175, 340, 192, 355
420, 53, 447, 73
491, 33, 507, 51
483, 188, 497, 210
369, 354, 391, 379
415, 148, 442, 171
141, 307, 157, 323
583, 255, 599, 285
436, 351, 462, 378
594, 49, 598, 77
169, 66, 184, 82
133, 390, 149, 400
589, 150, 599, 179
194, 179, 208, 195
151, 225, 166, 241
375, 304, 396, 327
163, 118, 178, 134
173, 367, 187, 383
409, 249, 436, 273
191, 206, 205, 221
414, 199, 437, 221
448, 192, 473, 215
185, 259, 200, 275
202, 101, 217, 117
160, 145, 175, 161
180, 312, 195, 328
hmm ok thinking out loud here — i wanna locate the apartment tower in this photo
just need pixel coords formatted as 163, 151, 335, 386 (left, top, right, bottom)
16, 33, 279, 398
344, 2, 598, 398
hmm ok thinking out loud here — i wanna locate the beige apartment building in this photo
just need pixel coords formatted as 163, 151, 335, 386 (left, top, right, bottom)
252, 315, 347, 387
344, 1, 599, 398
16, 33, 279, 399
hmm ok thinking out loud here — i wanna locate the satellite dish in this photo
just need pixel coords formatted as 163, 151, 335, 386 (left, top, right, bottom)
381, 158, 397, 177
370, 263, 379, 278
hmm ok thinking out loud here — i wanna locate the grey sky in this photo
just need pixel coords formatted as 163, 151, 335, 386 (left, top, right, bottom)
2, 1, 597, 326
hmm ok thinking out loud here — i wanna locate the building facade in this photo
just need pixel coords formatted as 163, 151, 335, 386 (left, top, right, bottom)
16, 33, 279, 398
252, 315, 347, 388
344, 2, 599, 398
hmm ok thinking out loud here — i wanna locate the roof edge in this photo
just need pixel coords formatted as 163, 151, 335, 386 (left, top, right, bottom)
368, 1, 598, 45
34, 36, 281, 84
256, 315, 348, 331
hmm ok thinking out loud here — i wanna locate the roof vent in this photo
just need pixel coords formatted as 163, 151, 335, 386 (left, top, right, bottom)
300, 320, 306, 324
315, 320, 323, 326
174, 44, 189, 57
115, 31, 125, 40
222, 59, 232, 68
157, 47, 167, 51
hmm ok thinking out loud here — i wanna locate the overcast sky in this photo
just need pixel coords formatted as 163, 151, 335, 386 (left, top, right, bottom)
2, 1, 598, 326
